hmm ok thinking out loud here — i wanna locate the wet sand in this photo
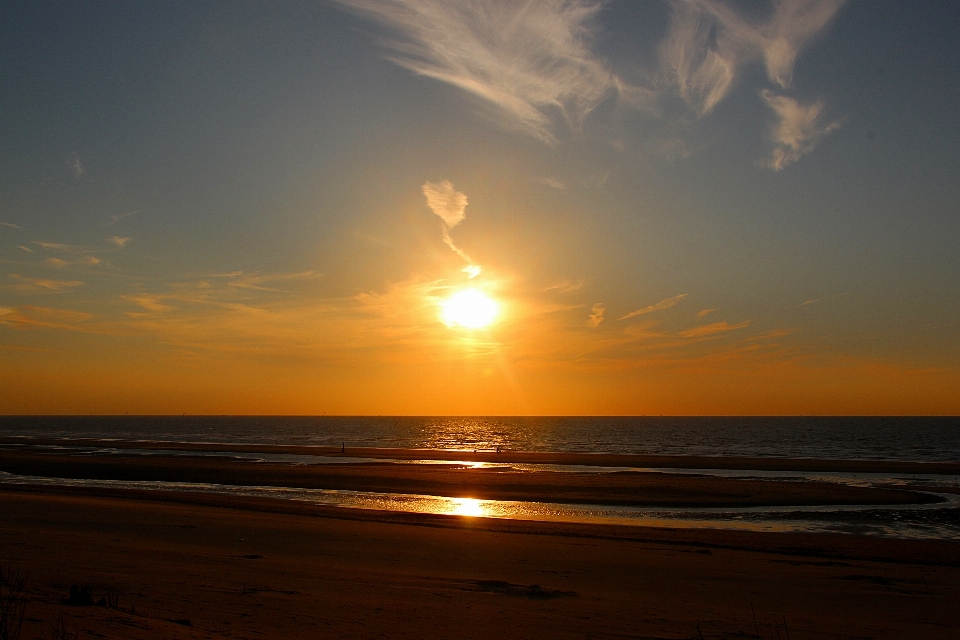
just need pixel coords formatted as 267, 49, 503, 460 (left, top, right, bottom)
2, 485, 959, 640
0, 449, 941, 507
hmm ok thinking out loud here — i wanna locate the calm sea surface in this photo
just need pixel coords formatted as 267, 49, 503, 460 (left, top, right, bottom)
1, 416, 958, 461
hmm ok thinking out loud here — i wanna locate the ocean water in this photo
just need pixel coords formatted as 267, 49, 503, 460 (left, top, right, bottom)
1, 415, 958, 461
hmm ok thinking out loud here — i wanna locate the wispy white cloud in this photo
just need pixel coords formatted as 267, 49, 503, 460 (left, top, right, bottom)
1, 221, 23, 230
6, 274, 84, 293
678, 319, 750, 338
659, 2, 739, 116
539, 177, 568, 190
422, 180, 480, 277
797, 291, 849, 307
544, 280, 583, 294
28, 238, 121, 263
122, 294, 176, 313
0, 305, 94, 330
585, 302, 605, 328
661, 0, 846, 115
43, 254, 101, 268
618, 294, 687, 321
18, 246, 34, 253
119, 272, 322, 317
696, 308, 718, 319
336, 0, 649, 144
35, 241, 74, 251
422, 179, 467, 227
105, 211, 135, 226
339, 0, 845, 168
762, 90, 841, 170
70, 154, 85, 179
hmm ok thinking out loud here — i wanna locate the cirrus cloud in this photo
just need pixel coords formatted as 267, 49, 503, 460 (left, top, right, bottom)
678, 319, 750, 338
6, 274, 84, 293
336, 0, 650, 144
339, 0, 847, 168
618, 294, 687, 321
422, 180, 480, 277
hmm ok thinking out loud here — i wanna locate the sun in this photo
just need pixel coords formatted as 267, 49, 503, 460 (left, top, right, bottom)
441, 289, 499, 329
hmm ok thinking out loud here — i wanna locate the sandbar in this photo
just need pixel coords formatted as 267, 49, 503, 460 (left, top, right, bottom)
0, 448, 941, 507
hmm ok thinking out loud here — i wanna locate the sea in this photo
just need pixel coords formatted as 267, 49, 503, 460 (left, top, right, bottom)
1, 415, 958, 460
2, 416, 959, 540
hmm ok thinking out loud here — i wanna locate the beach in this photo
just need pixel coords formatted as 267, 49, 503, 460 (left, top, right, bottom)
2, 486, 959, 639
1, 441, 959, 639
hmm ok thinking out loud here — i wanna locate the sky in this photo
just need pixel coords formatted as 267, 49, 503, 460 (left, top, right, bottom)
2, 0, 959, 416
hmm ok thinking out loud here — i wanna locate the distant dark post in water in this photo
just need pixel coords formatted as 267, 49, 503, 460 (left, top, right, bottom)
341, 442, 345, 454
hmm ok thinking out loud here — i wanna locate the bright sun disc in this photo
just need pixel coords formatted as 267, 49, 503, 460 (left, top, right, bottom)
441, 289, 499, 329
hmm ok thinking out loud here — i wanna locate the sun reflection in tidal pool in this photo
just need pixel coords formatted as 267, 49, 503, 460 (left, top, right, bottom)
448, 497, 485, 517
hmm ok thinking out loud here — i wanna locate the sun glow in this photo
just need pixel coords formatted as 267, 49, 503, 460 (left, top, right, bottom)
440, 289, 499, 329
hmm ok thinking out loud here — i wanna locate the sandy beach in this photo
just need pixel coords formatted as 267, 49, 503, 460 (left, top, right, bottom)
1, 485, 958, 640
1, 442, 959, 639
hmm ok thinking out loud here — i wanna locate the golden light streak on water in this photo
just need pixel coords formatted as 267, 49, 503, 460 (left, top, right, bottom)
447, 497, 486, 517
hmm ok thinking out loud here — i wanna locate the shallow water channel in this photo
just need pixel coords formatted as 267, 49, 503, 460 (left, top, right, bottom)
3, 461, 958, 540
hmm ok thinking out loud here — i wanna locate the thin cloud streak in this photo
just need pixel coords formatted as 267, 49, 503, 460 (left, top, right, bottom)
105, 211, 135, 226
70, 154, 84, 179
762, 91, 841, 169
661, 0, 846, 114
544, 280, 583, 293
585, 302, 605, 328
6, 275, 84, 293
422, 180, 480, 276
539, 177, 568, 190
1, 221, 23, 230
34, 241, 74, 251
678, 319, 750, 338
797, 291, 850, 307
122, 294, 176, 313
618, 293, 687, 321
339, 0, 846, 168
